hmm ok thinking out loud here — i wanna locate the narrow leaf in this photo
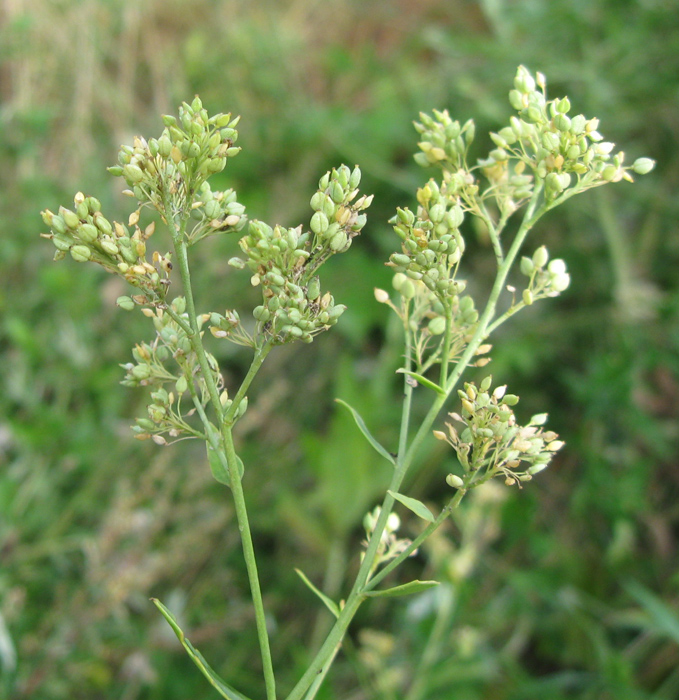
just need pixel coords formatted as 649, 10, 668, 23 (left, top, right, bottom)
388, 490, 435, 522
364, 580, 440, 599
151, 598, 252, 700
396, 369, 445, 395
334, 399, 395, 465
624, 580, 679, 644
295, 569, 340, 618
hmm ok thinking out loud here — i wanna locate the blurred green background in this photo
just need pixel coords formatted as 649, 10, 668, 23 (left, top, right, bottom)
1, 1, 678, 698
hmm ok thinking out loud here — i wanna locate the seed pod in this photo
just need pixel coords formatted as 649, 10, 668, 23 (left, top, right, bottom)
60, 207, 80, 230
532, 245, 549, 268
70, 245, 92, 262
329, 230, 347, 251
78, 223, 98, 244
446, 474, 465, 489
94, 215, 112, 236
428, 316, 446, 335
52, 234, 72, 252
50, 215, 68, 235
123, 164, 144, 183
310, 211, 329, 235
329, 181, 344, 204
101, 239, 119, 256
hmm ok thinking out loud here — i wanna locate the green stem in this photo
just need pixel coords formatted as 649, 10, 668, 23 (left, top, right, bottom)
363, 491, 466, 593
286, 185, 547, 700
222, 425, 277, 700
166, 205, 276, 700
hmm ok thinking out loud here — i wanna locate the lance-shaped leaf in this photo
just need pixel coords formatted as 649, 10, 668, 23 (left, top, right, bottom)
396, 369, 445, 395
335, 399, 395, 465
151, 598, 252, 700
388, 490, 435, 523
295, 569, 340, 618
364, 580, 440, 599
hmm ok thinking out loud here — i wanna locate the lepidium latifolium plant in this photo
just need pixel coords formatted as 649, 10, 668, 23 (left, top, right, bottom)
41, 67, 654, 700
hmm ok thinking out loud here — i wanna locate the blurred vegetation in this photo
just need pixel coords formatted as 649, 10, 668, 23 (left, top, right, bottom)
1, 0, 678, 698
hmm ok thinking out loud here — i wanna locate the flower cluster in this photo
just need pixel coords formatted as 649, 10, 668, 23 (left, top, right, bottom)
108, 97, 242, 215
362, 507, 413, 569
120, 297, 224, 441
519, 244, 570, 305
229, 165, 372, 344
387, 179, 467, 302
377, 274, 481, 372
41, 193, 172, 296
485, 66, 655, 201
435, 376, 564, 488
412, 66, 655, 219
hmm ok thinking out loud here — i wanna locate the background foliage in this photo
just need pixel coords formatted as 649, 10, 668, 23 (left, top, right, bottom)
1, 1, 678, 698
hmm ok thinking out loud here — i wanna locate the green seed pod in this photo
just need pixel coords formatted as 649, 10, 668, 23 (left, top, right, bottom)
51, 215, 67, 235
60, 207, 80, 230
204, 200, 221, 219
532, 246, 549, 268
401, 280, 416, 300
329, 181, 344, 204
78, 223, 98, 244
329, 230, 348, 251
428, 316, 446, 335
327, 304, 346, 321
123, 164, 144, 183
101, 239, 119, 256
93, 215, 111, 237
158, 134, 172, 158
632, 157, 655, 175
310, 211, 329, 235
76, 201, 89, 219
121, 245, 138, 264
522, 289, 534, 306
446, 474, 465, 489
307, 277, 320, 300
554, 113, 571, 132
391, 253, 411, 266
349, 166, 361, 189
253, 305, 270, 322
310, 191, 325, 211
70, 245, 92, 262
52, 234, 72, 252
116, 296, 135, 311
520, 256, 534, 276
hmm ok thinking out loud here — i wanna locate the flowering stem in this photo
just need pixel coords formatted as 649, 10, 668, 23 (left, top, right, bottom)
170, 216, 277, 700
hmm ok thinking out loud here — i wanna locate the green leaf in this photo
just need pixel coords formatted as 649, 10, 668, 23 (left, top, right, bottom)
295, 569, 340, 618
388, 490, 435, 522
364, 580, 440, 599
207, 442, 230, 485
207, 438, 244, 486
624, 580, 679, 644
151, 598, 252, 700
396, 369, 445, 395
334, 399, 395, 465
